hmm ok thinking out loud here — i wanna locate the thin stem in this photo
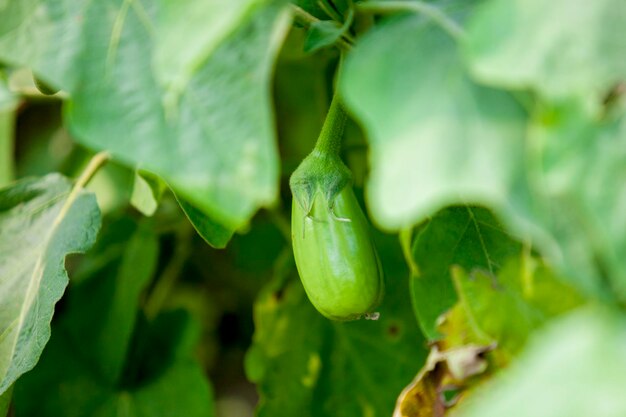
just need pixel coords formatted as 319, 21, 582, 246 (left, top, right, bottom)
318, 0, 343, 23
399, 227, 420, 277
144, 223, 193, 319
313, 92, 347, 156
356, 1, 466, 40
75, 151, 111, 190
55, 151, 110, 222
291, 4, 319, 26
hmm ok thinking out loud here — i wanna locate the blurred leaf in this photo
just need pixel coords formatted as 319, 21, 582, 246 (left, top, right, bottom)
63, 217, 159, 384
0, 77, 16, 186
0, 385, 11, 417
85, 159, 135, 215
436, 303, 484, 350
130, 170, 166, 217
14, 310, 215, 417
513, 104, 626, 299
0, 173, 101, 395
454, 307, 626, 417
0, 0, 291, 231
291, 0, 330, 20
131, 169, 235, 247
410, 206, 521, 340
32, 73, 59, 96
464, 0, 626, 112
247, 234, 428, 417
451, 253, 584, 365
154, 0, 264, 94
304, 20, 344, 53
177, 197, 235, 249
340, 17, 526, 230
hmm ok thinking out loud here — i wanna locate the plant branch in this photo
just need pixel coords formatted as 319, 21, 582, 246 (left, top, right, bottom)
399, 227, 420, 277
55, 151, 110, 222
356, 1, 466, 40
318, 0, 343, 23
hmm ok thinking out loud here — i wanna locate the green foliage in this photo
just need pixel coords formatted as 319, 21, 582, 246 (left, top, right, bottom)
14, 311, 214, 417
0, 78, 16, 186
451, 254, 584, 362
410, 206, 521, 340
0, 386, 12, 417
0, 174, 101, 395
340, 16, 526, 230
0, 0, 624, 415
465, 0, 626, 112
0, 0, 290, 230
13, 218, 213, 417
304, 20, 345, 53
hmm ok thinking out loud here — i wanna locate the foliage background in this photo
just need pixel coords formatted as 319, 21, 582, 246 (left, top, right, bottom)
0, 0, 625, 416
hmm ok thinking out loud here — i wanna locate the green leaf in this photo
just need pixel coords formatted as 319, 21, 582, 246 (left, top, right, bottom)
177, 197, 235, 249
0, 174, 101, 395
514, 104, 626, 299
464, 0, 626, 111
63, 217, 159, 384
0, 0, 291, 230
304, 20, 343, 53
0, 0, 82, 92
130, 170, 234, 247
247, 234, 428, 417
455, 307, 626, 417
153, 0, 264, 95
411, 206, 521, 340
0, 78, 16, 187
130, 170, 166, 217
451, 254, 584, 364
84, 160, 135, 215
340, 17, 526, 230
291, 0, 328, 19
0, 385, 12, 417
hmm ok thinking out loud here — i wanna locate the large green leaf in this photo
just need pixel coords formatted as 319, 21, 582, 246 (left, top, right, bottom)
0, 174, 101, 395
12, 213, 211, 416
0, 0, 291, 231
246, 233, 428, 417
455, 307, 626, 417
340, 16, 526, 230
154, 0, 263, 95
410, 206, 521, 340
516, 104, 626, 299
464, 0, 626, 111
